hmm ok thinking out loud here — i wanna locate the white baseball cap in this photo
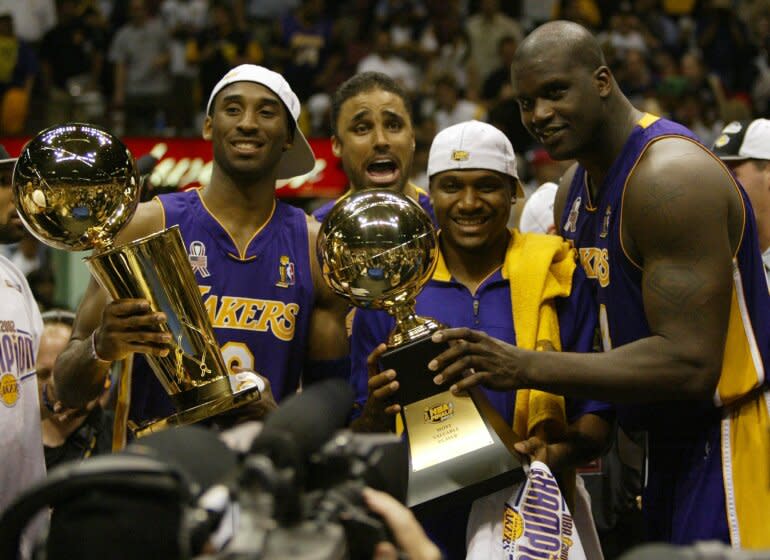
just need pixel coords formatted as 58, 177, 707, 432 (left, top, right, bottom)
519, 181, 558, 234
428, 120, 524, 197
206, 64, 316, 180
712, 119, 770, 161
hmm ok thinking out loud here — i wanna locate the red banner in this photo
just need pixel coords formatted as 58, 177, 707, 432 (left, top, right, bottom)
0, 136, 348, 199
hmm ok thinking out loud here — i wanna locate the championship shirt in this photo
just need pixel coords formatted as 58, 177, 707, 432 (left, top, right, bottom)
126, 189, 315, 424
559, 113, 770, 546
0, 255, 45, 531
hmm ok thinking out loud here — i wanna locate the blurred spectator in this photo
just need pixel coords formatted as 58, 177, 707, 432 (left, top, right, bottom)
192, 1, 263, 119
108, 0, 171, 135
695, 0, 754, 93
10, 233, 43, 277
357, 28, 419, 94
273, 0, 334, 101
600, 3, 648, 61
552, 0, 602, 29
420, 8, 475, 96
616, 48, 654, 107
159, 0, 207, 135
0, 12, 38, 135
481, 34, 517, 103
39, 0, 107, 126
465, 0, 523, 86
0, 0, 56, 44
27, 265, 65, 312
430, 73, 486, 132
37, 309, 114, 470
632, 0, 680, 54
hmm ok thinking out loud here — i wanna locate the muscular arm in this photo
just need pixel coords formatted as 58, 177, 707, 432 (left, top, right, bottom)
53, 201, 165, 407
305, 217, 349, 362
433, 139, 740, 403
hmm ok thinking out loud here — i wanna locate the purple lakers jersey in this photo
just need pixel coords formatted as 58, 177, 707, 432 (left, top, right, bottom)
559, 114, 770, 433
558, 114, 770, 545
128, 189, 315, 423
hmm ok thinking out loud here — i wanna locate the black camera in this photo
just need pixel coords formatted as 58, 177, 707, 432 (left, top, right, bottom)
0, 380, 409, 560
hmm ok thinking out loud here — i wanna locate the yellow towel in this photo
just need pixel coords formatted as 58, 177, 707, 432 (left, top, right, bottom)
504, 229, 575, 439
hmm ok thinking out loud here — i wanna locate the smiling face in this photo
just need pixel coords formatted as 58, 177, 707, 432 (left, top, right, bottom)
204, 81, 293, 182
512, 48, 608, 161
332, 88, 415, 192
430, 168, 513, 254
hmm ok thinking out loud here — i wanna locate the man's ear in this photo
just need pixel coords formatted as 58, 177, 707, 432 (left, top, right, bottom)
594, 66, 613, 98
332, 135, 342, 158
202, 115, 213, 140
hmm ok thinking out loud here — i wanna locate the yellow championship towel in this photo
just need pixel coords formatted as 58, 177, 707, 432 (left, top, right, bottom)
504, 230, 575, 440
504, 230, 578, 506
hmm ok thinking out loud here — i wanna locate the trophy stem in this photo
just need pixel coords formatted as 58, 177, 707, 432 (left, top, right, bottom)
386, 304, 443, 347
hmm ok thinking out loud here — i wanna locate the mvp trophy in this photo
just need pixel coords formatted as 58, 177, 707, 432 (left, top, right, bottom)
13, 123, 261, 437
317, 190, 522, 512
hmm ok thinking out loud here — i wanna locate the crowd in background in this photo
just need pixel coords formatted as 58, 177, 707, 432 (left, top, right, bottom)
1, 0, 769, 308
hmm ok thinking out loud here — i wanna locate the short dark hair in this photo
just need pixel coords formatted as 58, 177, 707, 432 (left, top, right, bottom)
330, 72, 412, 136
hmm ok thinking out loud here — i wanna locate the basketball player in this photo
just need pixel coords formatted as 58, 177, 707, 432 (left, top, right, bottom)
428, 21, 770, 548
312, 72, 435, 224
0, 147, 46, 554
49, 65, 349, 437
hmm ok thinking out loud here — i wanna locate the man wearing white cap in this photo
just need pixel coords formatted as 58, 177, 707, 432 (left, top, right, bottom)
49, 65, 349, 440
712, 118, 770, 287
349, 120, 611, 559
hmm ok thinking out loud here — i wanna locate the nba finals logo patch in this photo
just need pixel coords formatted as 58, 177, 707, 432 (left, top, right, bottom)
189, 241, 210, 278
503, 461, 584, 559
424, 402, 454, 423
564, 197, 581, 233
276, 255, 295, 288
452, 150, 470, 161
0, 373, 19, 407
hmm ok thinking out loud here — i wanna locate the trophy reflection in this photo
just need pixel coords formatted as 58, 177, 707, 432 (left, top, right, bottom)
317, 190, 521, 511
12, 123, 261, 437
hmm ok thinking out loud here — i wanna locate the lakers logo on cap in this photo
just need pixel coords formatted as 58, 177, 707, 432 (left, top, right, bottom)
714, 134, 730, 149
189, 241, 210, 278
1, 373, 19, 407
451, 150, 469, 161
276, 255, 295, 288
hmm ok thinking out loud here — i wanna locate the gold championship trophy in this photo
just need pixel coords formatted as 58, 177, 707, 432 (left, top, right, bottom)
317, 190, 522, 513
12, 123, 262, 437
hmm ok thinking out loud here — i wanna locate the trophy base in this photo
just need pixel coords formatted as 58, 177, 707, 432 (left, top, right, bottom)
380, 336, 524, 515
131, 375, 262, 438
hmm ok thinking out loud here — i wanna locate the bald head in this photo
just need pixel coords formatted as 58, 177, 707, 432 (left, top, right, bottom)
514, 20, 606, 74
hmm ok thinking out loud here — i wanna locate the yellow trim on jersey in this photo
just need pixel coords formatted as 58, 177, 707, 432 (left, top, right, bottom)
715, 264, 766, 406
151, 196, 167, 230
195, 189, 277, 261
636, 112, 660, 129
722, 391, 770, 548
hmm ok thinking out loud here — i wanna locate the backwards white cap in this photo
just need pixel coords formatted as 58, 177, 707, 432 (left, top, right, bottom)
206, 64, 316, 180
427, 120, 523, 197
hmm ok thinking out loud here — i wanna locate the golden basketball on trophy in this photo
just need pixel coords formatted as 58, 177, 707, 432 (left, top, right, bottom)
13, 123, 261, 437
316, 189, 522, 512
